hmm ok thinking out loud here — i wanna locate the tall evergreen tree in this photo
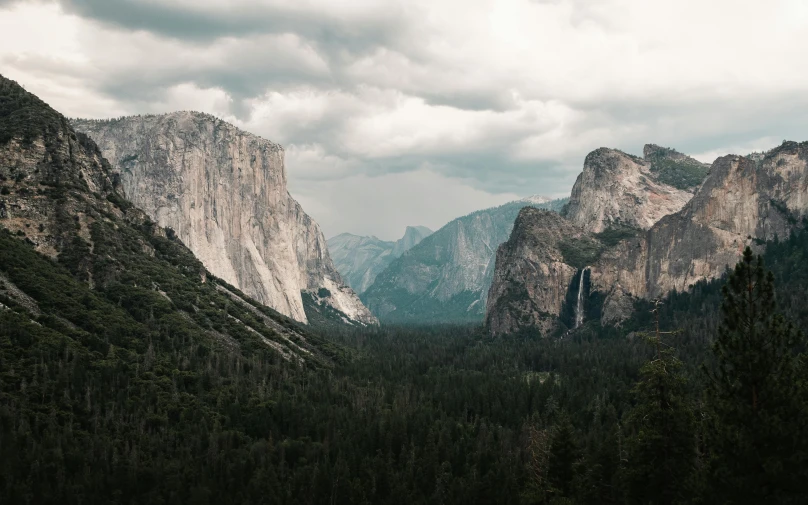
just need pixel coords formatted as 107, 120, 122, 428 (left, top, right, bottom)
705, 247, 805, 504
547, 415, 579, 500
623, 344, 696, 505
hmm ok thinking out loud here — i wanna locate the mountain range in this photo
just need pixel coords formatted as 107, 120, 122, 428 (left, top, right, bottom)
327, 225, 433, 294
7, 68, 805, 342
359, 196, 567, 324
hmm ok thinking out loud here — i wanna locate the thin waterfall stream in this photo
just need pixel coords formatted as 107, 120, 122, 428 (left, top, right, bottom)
575, 267, 589, 328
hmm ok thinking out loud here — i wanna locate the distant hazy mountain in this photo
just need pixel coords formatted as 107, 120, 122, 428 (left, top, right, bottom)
328, 226, 433, 294
360, 196, 567, 324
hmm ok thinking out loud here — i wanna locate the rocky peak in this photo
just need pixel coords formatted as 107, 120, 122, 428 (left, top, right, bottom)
72, 112, 377, 326
392, 225, 433, 257
0, 76, 126, 259
563, 147, 693, 233
360, 197, 567, 324
327, 226, 432, 295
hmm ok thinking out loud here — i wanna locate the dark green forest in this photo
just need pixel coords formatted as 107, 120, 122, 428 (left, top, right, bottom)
3, 222, 808, 503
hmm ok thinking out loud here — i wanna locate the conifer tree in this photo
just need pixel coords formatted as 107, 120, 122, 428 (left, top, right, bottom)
623, 343, 696, 505
547, 416, 578, 500
705, 247, 803, 503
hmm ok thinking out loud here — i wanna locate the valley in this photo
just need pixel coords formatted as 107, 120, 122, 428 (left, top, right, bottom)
2, 72, 807, 505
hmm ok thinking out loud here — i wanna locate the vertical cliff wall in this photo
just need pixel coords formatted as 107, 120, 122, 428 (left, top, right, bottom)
73, 112, 377, 326
486, 143, 808, 336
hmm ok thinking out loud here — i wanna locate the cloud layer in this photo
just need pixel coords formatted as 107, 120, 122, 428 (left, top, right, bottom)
2, 0, 808, 239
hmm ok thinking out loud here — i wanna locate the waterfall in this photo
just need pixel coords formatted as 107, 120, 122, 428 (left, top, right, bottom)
575, 267, 588, 329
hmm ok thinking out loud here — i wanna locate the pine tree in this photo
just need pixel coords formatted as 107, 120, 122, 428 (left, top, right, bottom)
547, 415, 578, 500
705, 247, 804, 503
522, 420, 552, 505
623, 344, 696, 505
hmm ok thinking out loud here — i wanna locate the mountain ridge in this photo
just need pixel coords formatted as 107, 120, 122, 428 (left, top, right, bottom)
0, 73, 336, 365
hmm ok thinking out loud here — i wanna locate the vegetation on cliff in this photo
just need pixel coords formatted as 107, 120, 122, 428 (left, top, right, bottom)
645, 144, 710, 191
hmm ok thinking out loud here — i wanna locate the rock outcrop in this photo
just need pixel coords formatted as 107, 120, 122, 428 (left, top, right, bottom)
592, 144, 808, 306
0, 79, 124, 260
485, 208, 589, 336
72, 113, 376, 326
562, 148, 695, 233
328, 225, 432, 294
485, 142, 808, 336
361, 197, 567, 324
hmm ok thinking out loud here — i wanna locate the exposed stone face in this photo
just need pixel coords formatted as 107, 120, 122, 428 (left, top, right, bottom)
0, 118, 123, 260
72, 112, 376, 326
486, 142, 808, 335
563, 148, 694, 233
328, 226, 432, 294
485, 208, 586, 337
594, 145, 808, 304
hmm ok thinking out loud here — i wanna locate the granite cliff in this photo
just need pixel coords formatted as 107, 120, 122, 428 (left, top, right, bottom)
72, 113, 376, 326
485, 208, 590, 336
0, 74, 332, 365
591, 144, 808, 323
485, 143, 807, 336
328, 225, 432, 294
562, 147, 704, 233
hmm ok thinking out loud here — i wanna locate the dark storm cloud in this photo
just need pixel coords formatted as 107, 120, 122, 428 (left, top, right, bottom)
57, 0, 416, 61
15, 0, 433, 122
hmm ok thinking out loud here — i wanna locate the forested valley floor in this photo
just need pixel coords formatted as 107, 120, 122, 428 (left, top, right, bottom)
3, 223, 808, 504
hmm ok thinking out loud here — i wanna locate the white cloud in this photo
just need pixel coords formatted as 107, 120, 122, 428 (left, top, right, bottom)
2, 0, 808, 237
690, 136, 783, 165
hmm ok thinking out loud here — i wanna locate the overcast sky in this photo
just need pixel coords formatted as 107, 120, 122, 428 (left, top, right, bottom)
2, 0, 808, 240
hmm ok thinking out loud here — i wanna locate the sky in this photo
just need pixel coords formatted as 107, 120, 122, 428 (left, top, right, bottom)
2, 0, 808, 240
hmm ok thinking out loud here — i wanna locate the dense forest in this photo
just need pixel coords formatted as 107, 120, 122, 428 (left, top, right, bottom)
3, 221, 808, 504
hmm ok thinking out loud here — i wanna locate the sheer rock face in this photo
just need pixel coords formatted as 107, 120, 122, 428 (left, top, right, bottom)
485, 209, 586, 337
563, 148, 694, 233
593, 144, 808, 304
328, 226, 432, 295
486, 142, 808, 335
72, 112, 377, 326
